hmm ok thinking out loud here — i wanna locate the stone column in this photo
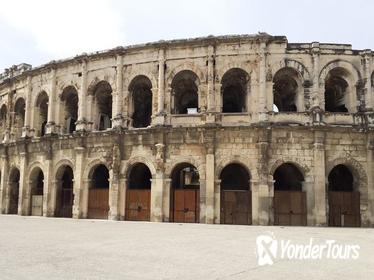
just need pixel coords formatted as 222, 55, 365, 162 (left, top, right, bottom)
43, 156, 53, 217
311, 42, 321, 108
45, 68, 56, 134
162, 178, 171, 222
72, 146, 85, 218
258, 42, 268, 122
18, 151, 28, 215
363, 50, 373, 111
119, 177, 127, 220
205, 145, 215, 224
366, 134, 374, 226
150, 172, 164, 222
302, 177, 315, 226
153, 49, 166, 126
112, 54, 125, 128
313, 130, 327, 225
0, 155, 9, 213
76, 59, 89, 131
214, 179, 221, 224
108, 175, 119, 220
22, 76, 32, 137
206, 45, 216, 124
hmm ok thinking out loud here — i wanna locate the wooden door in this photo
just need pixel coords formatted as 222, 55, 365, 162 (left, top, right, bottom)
58, 188, 74, 218
87, 189, 109, 219
9, 183, 19, 214
329, 191, 360, 227
274, 191, 307, 226
221, 190, 252, 225
172, 189, 199, 223
31, 195, 43, 216
125, 189, 151, 221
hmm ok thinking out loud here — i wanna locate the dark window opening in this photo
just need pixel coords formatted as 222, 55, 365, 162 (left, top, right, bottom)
172, 70, 199, 114
221, 68, 249, 113
36, 92, 48, 137
273, 68, 298, 112
171, 163, 200, 190
14, 98, 25, 134
274, 163, 304, 191
220, 163, 250, 191
91, 165, 109, 189
324, 69, 349, 113
61, 87, 78, 134
328, 164, 353, 192
129, 76, 152, 128
128, 163, 152, 189
34, 170, 44, 195
93, 82, 112, 131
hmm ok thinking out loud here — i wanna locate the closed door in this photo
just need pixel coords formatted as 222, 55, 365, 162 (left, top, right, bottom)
274, 191, 307, 226
59, 188, 74, 218
31, 195, 43, 216
9, 183, 19, 214
221, 190, 251, 225
329, 191, 360, 227
125, 189, 151, 221
87, 189, 109, 219
172, 189, 199, 223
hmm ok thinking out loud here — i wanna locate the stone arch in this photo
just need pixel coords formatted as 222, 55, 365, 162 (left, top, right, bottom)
14, 97, 26, 132
124, 71, 157, 91
27, 163, 45, 216
34, 91, 49, 136
272, 59, 311, 83
220, 68, 251, 113
54, 162, 74, 218
216, 62, 251, 83
84, 158, 111, 181
121, 156, 157, 178
128, 75, 153, 128
166, 63, 205, 87
165, 157, 205, 180
319, 60, 361, 84
60, 85, 79, 134
269, 159, 309, 180
215, 157, 252, 181
8, 166, 20, 214
0, 104, 8, 134
54, 159, 75, 179
26, 161, 45, 180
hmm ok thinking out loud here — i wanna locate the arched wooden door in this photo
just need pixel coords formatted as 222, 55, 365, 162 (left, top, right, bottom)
170, 163, 200, 223
125, 163, 151, 221
273, 163, 307, 226
220, 163, 251, 225
87, 165, 109, 219
328, 164, 360, 227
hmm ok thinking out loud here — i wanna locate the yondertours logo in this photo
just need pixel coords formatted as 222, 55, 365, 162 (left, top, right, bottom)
256, 232, 360, 266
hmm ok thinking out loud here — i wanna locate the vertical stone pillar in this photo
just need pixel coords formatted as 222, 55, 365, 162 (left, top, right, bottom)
18, 151, 27, 215
0, 154, 9, 213
206, 45, 216, 123
43, 155, 53, 217
363, 50, 373, 111
311, 42, 321, 108
150, 172, 164, 222
76, 59, 88, 131
45, 68, 56, 134
258, 42, 268, 122
118, 177, 127, 220
205, 146, 215, 224
72, 146, 85, 218
112, 54, 125, 128
302, 177, 315, 226
313, 130, 327, 225
214, 179, 221, 224
153, 49, 166, 126
22, 76, 32, 137
162, 178, 171, 222
366, 134, 374, 226
108, 175, 119, 220
254, 129, 271, 225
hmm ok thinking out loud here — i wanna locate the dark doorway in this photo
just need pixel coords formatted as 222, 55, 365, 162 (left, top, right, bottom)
324, 69, 349, 112
172, 70, 199, 114
125, 163, 152, 221
61, 86, 78, 134
8, 168, 20, 214
273, 163, 307, 226
220, 163, 251, 225
129, 76, 153, 128
221, 68, 249, 113
328, 164, 360, 227
170, 163, 200, 223
92, 81, 112, 131
30, 168, 44, 216
88, 164, 109, 219
56, 166, 74, 218
273, 68, 299, 112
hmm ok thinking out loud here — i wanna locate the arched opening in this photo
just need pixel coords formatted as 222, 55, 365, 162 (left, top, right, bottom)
171, 70, 199, 114
14, 98, 25, 138
170, 163, 200, 223
273, 68, 300, 112
220, 163, 251, 225
328, 164, 360, 227
221, 68, 249, 113
55, 165, 74, 218
35, 91, 49, 136
273, 163, 306, 226
324, 68, 350, 112
8, 168, 20, 214
88, 164, 109, 219
125, 163, 152, 221
29, 167, 44, 216
129, 76, 152, 128
92, 81, 112, 131
0, 104, 8, 137
61, 86, 78, 134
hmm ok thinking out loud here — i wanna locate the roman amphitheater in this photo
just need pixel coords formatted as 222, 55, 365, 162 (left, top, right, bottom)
0, 33, 373, 227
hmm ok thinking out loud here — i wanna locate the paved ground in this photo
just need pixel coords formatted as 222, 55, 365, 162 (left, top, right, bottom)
0, 216, 373, 280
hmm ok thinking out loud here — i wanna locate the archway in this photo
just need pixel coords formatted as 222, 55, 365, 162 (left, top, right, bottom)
324, 68, 350, 112
35, 91, 48, 136
220, 163, 251, 225
273, 67, 301, 112
170, 163, 200, 223
129, 76, 152, 128
171, 70, 199, 114
125, 163, 152, 221
221, 68, 249, 113
29, 167, 44, 216
8, 168, 20, 214
0, 104, 8, 138
88, 164, 109, 219
91, 81, 112, 131
273, 163, 307, 226
328, 164, 360, 227
14, 98, 25, 138
61, 86, 78, 134
55, 165, 74, 218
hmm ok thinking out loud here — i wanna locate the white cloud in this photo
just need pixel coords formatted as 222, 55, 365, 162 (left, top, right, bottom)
0, 0, 124, 59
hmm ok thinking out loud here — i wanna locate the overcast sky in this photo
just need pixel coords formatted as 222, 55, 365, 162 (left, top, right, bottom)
0, 0, 373, 71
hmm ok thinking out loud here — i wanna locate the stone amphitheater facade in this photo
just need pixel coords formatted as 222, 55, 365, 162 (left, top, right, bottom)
0, 34, 373, 227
